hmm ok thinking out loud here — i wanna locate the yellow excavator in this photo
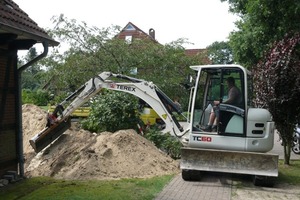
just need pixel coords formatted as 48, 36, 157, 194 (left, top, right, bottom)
29, 64, 278, 186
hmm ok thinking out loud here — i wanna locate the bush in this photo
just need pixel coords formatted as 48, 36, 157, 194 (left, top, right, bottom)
81, 90, 140, 133
22, 89, 50, 105
144, 127, 182, 159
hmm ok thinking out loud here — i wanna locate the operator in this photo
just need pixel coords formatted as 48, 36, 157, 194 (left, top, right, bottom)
203, 77, 241, 132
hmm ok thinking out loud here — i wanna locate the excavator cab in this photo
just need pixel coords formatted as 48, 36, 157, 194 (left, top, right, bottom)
194, 66, 246, 136
181, 65, 278, 185
187, 65, 275, 152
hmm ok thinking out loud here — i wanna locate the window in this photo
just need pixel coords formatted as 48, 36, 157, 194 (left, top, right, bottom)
125, 24, 135, 31
125, 35, 132, 44
192, 67, 245, 136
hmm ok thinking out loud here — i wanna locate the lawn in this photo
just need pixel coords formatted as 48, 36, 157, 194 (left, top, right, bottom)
1, 160, 300, 200
0, 175, 175, 200
278, 159, 300, 184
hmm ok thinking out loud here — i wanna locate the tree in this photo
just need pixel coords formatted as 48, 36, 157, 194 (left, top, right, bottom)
222, 0, 300, 68
253, 33, 300, 164
20, 48, 46, 90
206, 41, 234, 64
221, 0, 300, 165
42, 15, 205, 109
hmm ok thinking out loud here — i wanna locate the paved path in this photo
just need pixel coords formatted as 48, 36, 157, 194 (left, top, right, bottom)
155, 173, 232, 200
155, 131, 300, 200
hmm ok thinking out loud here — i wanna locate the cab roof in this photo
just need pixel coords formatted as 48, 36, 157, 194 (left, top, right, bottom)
190, 64, 252, 75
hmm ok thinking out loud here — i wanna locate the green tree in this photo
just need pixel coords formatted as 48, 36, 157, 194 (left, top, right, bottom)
253, 33, 300, 164
20, 48, 51, 105
222, 0, 300, 68
22, 89, 50, 105
206, 41, 234, 64
21, 48, 46, 90
42, 15, 204, 109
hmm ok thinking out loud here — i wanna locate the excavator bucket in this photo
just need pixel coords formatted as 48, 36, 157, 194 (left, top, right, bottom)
180, 147, 278, 177
29, 119, 71, 153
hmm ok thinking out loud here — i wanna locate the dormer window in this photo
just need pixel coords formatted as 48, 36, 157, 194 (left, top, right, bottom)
125, 24, 135, 31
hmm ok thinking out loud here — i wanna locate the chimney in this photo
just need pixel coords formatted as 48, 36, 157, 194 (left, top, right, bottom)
149, 28, 155, 39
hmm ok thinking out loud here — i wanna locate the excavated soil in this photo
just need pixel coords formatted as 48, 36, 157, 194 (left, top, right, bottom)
22, 104, 180, 180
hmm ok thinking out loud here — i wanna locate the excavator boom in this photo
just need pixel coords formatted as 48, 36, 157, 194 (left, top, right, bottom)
30, 72, 187, 153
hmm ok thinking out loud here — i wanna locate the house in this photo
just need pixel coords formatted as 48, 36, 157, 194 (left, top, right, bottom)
0, 0, 58, 179
116, 22, 210, 64
115, 22, 158, 44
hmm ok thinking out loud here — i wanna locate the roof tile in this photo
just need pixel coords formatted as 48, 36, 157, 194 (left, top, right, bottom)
0, 0, 58, 46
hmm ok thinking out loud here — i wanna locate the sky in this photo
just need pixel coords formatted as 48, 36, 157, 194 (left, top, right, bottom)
14, 0, 237, 50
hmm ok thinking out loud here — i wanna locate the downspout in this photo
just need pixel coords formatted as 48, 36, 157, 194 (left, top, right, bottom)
17, 41, 49, 177
18, 42, 49, 72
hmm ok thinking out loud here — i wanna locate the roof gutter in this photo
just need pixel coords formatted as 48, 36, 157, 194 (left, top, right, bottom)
0, 23, 60, 47
17, 41, 49, 177
18, 41, 49, 72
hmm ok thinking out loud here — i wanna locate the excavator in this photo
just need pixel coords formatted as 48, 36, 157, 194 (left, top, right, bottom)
29, 64, 278, 186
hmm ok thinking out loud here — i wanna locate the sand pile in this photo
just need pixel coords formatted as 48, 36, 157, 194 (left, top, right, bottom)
22, 104, 180, 180
22, 104, 48, 165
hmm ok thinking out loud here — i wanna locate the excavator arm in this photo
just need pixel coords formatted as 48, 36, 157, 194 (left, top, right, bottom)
30, 72, 189, 153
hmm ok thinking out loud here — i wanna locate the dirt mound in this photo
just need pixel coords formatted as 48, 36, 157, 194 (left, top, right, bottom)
22, 104, 180, 180
22, 104, 48, 165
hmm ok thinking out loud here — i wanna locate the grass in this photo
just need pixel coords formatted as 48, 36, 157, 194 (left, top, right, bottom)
278, 159, 300, 185
1, 160, 300, 200
0, 175, 174, 200
39, 105, 49, 112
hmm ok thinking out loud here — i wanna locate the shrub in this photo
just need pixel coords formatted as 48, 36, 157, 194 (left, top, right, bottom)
81, 90, 140, 133
144, 126, 182, 159
22, 89, 50, 105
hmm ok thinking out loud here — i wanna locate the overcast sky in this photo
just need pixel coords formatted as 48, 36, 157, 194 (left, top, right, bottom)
14, 0, 237, 50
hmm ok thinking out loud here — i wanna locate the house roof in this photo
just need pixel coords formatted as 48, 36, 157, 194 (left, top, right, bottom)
185, 48, 211, 64
0, 0, 59, 49
185, 49, 206, 56
116, 22, 158, 43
